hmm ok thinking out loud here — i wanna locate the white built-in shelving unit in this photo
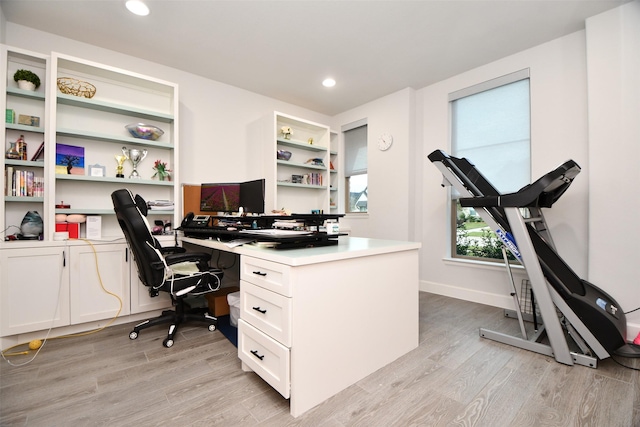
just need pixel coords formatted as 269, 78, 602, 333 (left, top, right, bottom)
1, 45, 180, 241
266, 112, 332, 214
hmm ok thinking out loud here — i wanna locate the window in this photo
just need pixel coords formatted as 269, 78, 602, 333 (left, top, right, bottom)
450, 70, 531, 261
343, 122, 368, 213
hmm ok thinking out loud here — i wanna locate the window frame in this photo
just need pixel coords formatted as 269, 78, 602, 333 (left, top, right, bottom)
448, 69, 531, 262
342, 120, 368, 214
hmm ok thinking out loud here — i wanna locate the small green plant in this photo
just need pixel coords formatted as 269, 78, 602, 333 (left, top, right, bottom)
13, 69, 41, 88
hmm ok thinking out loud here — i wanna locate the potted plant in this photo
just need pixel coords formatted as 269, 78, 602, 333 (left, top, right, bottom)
152, 160, 171, 181
13, 69, 41, 91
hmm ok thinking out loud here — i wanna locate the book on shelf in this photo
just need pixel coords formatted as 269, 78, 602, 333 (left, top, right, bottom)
5, 167, 44, 197
309, 172, 322, 186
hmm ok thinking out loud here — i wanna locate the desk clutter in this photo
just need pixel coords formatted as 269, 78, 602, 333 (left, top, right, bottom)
179, 213, 345, 249
180, 184, 344, 248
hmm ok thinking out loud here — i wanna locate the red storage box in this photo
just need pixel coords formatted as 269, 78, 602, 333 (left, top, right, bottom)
56, 222, 79, 239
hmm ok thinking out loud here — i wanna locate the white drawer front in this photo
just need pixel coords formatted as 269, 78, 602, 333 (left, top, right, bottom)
241, 256, 292, 297
240, 281, 292, 347
238, 319, 290, 398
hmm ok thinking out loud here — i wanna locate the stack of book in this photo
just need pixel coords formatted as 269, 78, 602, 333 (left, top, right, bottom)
147, 200, 174, 210
308, 172, 323, 186
4, 166, 44, 197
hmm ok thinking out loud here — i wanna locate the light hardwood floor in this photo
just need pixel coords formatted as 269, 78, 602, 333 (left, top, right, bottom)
1, 292, 639, 426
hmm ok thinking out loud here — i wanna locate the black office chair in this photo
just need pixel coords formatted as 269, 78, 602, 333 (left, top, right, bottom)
111, 189, 223, 348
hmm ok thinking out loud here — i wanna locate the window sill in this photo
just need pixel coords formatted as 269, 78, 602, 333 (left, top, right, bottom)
345, 212, 368, 219
442, 257, 524, 272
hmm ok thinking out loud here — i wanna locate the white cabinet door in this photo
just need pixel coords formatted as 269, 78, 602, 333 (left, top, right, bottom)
69, 243, 130, 324
129, 260, 172, 314
0, 246, 70, 336
130, 236, 173, 314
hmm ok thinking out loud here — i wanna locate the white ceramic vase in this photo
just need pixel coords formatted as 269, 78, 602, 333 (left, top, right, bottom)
17, 80, 36, 91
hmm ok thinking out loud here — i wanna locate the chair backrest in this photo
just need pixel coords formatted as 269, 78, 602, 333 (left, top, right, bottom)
111, 189, 165, 288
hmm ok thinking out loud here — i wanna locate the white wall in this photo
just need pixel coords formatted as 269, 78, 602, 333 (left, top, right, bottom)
331, 88, 416, 241
0, 7, 6, 43
418, 31, 590, 308
586, 1, 640, 338
4, 23, 331, 188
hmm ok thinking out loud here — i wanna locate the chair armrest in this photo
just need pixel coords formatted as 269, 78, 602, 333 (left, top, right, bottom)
164, 252, 212, 266
159, 246, 186, 255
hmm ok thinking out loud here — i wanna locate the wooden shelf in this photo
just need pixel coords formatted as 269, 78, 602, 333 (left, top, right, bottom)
7, 86, 45, 100
4, 159, 45, 167
55, 174, 174, 186
55, 208, 174, 215
277, 160, 327, 171
57, 127, 173, 149
277, 139, 327, 152
5, 123, 45, 134
57, 93, 174, 123
5, 196, 44, 202
277, 182, 327, 190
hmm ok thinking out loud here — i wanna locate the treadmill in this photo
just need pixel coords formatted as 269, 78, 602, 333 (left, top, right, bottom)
428, 149, 638, 368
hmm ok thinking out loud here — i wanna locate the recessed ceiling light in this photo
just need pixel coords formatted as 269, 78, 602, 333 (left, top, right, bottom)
322, 78, 336, 88
126, 0, 150, 16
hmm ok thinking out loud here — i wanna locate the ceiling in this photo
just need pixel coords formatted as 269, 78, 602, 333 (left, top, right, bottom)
0, 0, 630, 116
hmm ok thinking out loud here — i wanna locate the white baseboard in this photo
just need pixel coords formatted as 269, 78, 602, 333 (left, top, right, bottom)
420, 280, 513, 310
626, 322, 640, 343
420, 279, 640, 345
0, 310, 164, 351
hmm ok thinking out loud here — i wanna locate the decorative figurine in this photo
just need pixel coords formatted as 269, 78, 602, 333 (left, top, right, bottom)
281, 126, 292, 140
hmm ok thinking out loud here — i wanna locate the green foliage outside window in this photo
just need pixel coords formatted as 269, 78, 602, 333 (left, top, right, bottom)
454, 202, 515, 261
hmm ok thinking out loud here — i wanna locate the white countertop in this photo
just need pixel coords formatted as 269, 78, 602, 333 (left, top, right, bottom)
181, 236, 421, 266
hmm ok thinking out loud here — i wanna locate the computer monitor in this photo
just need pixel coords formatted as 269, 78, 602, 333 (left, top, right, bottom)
200, 183, 240, 213
199, 179, 265, 214
240, 179, 265, 214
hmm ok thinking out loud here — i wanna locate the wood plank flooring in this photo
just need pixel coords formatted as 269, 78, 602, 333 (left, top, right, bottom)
1, 292, 639, 426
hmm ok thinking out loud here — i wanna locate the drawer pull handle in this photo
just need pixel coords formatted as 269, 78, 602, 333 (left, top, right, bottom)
252, 271, 267, 276
252, 306, 267, 314
250, 350, 265, 360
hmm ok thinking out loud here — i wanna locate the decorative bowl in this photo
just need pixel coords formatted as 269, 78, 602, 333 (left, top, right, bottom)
277, 150, 292, 161
126, 123, 164, 141
57, 77, 96, 98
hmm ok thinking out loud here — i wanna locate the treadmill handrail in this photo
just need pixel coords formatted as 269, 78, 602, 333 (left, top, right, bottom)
459, 160, 581, 208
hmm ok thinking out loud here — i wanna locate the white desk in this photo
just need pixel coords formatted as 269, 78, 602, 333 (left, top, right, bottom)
181, 236, 421, 417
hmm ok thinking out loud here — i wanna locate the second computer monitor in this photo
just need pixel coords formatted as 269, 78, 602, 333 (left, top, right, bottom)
200, 179, 265, 214
240, 179, 265, 214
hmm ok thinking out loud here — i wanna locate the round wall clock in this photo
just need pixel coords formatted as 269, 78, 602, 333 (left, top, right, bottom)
378, 132, 393, 151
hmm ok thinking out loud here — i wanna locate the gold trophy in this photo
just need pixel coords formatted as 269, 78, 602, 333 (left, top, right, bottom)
115, 154, 127, 178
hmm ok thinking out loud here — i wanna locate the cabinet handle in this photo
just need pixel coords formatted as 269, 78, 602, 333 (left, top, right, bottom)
252, 271, 267, 276
250, 350, 265, 360
252, 306, 267, 314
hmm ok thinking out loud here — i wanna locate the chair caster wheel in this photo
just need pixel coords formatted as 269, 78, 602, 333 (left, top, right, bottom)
163, 338, 174, 348
129, 331, 138, 340
208, 324, 216, 332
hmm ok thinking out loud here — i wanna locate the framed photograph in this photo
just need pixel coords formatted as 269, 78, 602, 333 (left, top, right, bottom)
88, 164, 106, 177
55, 143, 85, 175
